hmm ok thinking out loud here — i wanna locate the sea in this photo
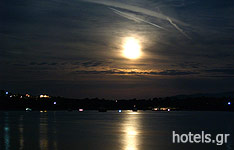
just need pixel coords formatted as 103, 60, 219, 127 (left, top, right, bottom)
0, 111, 233, 150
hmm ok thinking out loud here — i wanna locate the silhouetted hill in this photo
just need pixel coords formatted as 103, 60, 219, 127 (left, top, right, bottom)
0, 90, 233, 111
172, 91, 234, 99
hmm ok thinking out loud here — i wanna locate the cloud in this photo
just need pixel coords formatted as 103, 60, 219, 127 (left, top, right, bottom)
81, 61, 104, 67
151, 70, 198, 75
75, 69, 198, 76
48, 62, 58, 66
167, 17, 191, 39
83, 0, 188, 26
83, 0, 191, 39
109, 7, 166, 30
176, 62, 202, 69
29, 62, 47, 66
109, 7, 141, 23
206, 68, 234, 75
0, 33, 27, 40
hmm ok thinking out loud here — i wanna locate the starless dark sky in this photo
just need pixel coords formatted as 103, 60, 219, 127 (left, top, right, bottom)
0, 0, 234, 99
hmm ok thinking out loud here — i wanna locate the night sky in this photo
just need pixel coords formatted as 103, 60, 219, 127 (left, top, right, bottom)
1, 0, 234, 99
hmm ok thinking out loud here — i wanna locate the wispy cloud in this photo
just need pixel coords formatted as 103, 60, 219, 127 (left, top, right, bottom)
206, 68, 234, 75
83, 0, 188, 26
167, 17, 192, 39
83, 0, 191, 39
109, 7, 141, 23
109, 7, 166, 30
75, 69, 198, 76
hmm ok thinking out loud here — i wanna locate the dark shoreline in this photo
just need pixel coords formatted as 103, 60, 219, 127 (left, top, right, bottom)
1, 93, 233, 112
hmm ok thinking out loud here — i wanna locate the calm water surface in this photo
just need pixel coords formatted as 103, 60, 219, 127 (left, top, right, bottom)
0, 111, 234, 150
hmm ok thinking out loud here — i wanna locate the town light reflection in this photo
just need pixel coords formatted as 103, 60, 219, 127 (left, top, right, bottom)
4, 113, 9, 150
39, 114, 48, 150
19, 115, 24, 150
122, 112, 140, 150
39, 112, 58, 150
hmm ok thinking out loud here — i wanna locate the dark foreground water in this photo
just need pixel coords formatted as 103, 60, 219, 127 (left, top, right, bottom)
0, 111, 234, 150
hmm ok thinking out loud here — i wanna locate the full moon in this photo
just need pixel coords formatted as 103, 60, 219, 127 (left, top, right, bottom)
123, 37, 141, 59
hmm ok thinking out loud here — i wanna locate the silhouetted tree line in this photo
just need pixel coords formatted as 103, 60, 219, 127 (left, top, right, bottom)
0, 90, 233, 111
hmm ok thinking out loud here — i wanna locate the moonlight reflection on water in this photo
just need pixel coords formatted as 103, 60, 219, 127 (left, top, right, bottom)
0, 111, 234, 150
122, 112, 140, 150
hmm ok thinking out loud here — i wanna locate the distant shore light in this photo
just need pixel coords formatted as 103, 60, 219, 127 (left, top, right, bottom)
40, 94, 50, 98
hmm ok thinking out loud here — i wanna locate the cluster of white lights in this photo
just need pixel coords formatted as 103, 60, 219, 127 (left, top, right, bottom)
40, 95, 50, 98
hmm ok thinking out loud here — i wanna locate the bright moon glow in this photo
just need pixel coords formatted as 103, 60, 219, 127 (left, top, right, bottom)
123, 37, 141, 59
